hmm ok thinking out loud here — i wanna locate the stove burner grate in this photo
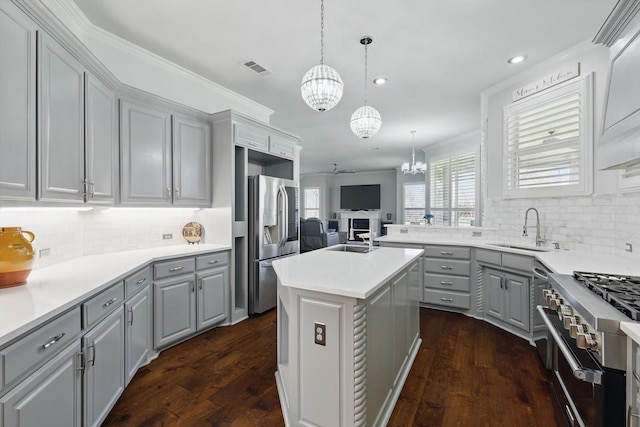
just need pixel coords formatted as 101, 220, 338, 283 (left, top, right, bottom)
574, 271, 640, 320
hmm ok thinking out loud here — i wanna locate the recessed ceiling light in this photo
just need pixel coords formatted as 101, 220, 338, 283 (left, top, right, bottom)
508, 55, 527, 64
373, 77, 387, 85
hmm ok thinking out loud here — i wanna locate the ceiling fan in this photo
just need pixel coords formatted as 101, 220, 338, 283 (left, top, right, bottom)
332, 163, 356, 174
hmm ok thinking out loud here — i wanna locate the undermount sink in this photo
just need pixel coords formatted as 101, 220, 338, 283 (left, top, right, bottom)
487, 243, 550, 252
327, 245, 377, 253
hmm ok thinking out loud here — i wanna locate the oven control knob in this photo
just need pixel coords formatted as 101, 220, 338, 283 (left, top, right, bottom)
549, 297, 563, 311
543, 289, 554, 302
570, 322, 584, 338
563, 315, 576, 330
576, 332, 597, 350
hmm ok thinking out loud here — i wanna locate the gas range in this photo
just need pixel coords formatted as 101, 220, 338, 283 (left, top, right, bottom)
573, 271, 640, 320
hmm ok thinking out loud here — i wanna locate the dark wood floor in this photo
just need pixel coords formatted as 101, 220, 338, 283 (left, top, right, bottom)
103, 308, 559, 427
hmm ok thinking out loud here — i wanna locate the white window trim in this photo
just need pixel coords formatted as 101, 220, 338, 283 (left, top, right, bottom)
502, 74, 594, 199
428, 146, 481, 226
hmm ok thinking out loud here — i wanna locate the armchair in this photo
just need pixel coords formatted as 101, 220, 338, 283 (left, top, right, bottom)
300, 218, 346, 252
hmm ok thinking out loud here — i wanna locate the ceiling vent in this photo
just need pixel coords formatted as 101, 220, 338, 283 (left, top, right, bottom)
242, 60, 271, 76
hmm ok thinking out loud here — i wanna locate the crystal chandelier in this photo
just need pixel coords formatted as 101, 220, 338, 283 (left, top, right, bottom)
351, 36, 382, 138
300, 0, 343, 112
402, 131, 427, 174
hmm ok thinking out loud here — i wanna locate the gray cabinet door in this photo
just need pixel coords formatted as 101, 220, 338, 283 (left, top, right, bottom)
154, 275, 197, 348
85, 73, 117, 204
125, 285, 151, 385
1, 341, 82, 427
172, 114, 211, 206
0, 2, 37, 201
120, 99, 172, 205
38, 32, 85, 202
484, 268, 505, 322
391, 270, 409, 380
197, 266, 228, 330
83, 307, 125, 427
504, 272, 530, 332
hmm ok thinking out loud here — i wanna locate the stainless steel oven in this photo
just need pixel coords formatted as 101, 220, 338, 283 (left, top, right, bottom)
536, 273, 629, 427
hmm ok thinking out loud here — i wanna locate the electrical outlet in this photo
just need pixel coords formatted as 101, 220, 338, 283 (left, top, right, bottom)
400, 229, 408, 234
314, 322, 326, 346
162, 234, 173, 240
626, 242, 633, 253
39, 248, 50, 258
472, 231, 482, 237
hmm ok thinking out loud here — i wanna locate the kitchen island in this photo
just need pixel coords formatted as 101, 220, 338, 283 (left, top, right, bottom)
272, 245, 423, 427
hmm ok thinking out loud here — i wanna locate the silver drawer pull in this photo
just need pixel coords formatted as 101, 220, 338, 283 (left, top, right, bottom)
208, 260, 219, 264
440, 251, 454, 255
103, 297, 118, 307
169, 266, 184, 272
440, 265, 454, 270
440, 297, 453, 302
440, 281, 453, 286
42, 332, 66, 349
136, 277, 147, 285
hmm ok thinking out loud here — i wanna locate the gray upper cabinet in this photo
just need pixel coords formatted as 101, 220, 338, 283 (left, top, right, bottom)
0, 2, 37, 201
85, 73, 118, 204
38, 32, 85, 202
234, 123, 269, 151
120, 99, 173, 205
172, 114, 212, 206
269, 135, 296, 159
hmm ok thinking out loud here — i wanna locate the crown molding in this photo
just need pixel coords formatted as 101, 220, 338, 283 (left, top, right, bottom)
41, 0, 274, 119
593, 0, 640, 47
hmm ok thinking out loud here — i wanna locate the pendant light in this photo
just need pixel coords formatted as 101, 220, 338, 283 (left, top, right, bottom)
300, 0, 344, 112
402, 131, 427, 174
350, 36, 382, 138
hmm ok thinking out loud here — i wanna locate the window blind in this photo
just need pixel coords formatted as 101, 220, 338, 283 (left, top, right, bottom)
403, 182, 425, 223
303, 187, 320, 219
430, 151, 476, 226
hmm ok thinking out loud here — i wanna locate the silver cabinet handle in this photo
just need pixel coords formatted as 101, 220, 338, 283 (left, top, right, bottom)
169, 266, 184, 272
199, 279, 203, 290
103, 297, 118, 307
208, 260, 219, 264
76, 352, 85, 374
440, 265, 454, 270
166, 187, 172, 201
440, 251, 454, 255
440, 297, 453, 302
190, 281, 195, 293
128, 307, 134, 326
440, 281, 453, 286
88, 342, 96, 366
42, 332, 66, 349
136, 277, 147, 285
89, 180, 95, 198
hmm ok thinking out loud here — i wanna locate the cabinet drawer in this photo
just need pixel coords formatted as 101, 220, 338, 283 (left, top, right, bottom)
423, 289, 471, 309
502, 253, 533, 272
196, 252, 229, 270
154, 257, 195, 280
425, 273, 470, 292
1, 307, 81, 387
424, 246, 470, 259
269, 136, 295, 159
475, 249, 501, 266
234, 123, 268, 151
125, 266, 152, 298
424, 259, 470, 276
83, 282, 124, 328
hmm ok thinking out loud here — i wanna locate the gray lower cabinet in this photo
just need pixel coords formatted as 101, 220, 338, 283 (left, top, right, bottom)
82, 307, 125, 427
197, 266, 229, 330
423, 245, 472, 311
484, 268, 530, 333
0, 1, 37, 201
125, 285, 151, 385
154, 273, 197, 349
0, 341, 82, 427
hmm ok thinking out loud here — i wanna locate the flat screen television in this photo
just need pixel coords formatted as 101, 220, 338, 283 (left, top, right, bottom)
340, 184, 380, 210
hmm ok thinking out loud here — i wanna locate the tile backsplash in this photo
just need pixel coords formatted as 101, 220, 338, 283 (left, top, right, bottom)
0, 208, 209, 269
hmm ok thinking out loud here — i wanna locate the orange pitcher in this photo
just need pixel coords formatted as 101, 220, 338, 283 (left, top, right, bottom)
0, 227, 36, 288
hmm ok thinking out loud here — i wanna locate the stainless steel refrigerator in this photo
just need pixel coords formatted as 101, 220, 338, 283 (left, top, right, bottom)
248, 175, 299, 314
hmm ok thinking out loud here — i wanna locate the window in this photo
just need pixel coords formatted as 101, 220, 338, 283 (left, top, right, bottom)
504, 75, 593, 198
303, 187, 320, 219
403, 182, 425, 223
430, 150, 477, 226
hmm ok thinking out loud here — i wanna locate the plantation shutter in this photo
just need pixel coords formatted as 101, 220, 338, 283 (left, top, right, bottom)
403, 182, 425, 223
429, 152, 476, 226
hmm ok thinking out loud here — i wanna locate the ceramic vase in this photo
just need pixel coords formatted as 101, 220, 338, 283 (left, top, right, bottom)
0, 227, 36, 288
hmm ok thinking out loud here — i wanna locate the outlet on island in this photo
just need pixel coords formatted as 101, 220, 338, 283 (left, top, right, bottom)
162, 234, 173, 240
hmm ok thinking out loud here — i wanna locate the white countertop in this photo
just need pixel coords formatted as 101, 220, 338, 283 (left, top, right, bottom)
621, 322, 640, 344
0, 243, 230, 347
377, 235, 640, 276
272, 246, 423, 299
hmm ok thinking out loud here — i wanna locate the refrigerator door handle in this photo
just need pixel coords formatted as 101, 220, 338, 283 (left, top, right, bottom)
281, 184, 289, 246
277, 184, 287, 247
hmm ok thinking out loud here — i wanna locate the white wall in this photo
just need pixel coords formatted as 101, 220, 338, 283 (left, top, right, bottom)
481, 41, 639, 259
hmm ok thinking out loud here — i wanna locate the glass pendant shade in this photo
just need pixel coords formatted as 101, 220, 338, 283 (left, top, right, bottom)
350, 105, 382, 139
301, 64, 344, 112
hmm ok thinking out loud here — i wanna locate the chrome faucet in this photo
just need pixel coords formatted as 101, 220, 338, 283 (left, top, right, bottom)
353, 210, 374, 251
523, 207, 546, 247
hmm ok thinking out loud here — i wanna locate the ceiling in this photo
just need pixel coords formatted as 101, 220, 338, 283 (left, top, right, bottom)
71, 0, 616, 175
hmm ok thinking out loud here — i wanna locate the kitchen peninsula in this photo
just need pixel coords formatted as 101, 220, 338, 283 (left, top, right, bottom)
272, 245, 423, 427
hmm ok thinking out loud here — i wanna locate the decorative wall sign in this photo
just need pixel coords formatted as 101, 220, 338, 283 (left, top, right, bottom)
512, 63, 580, 102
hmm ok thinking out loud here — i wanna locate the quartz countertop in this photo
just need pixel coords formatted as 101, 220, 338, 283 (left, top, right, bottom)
377, 235, 640, 276
272, 246, 423, 299
621, 322, 640, 344
0, 243, 231, 347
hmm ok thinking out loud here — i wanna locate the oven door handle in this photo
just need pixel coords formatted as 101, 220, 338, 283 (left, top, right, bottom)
537, 305, 603, 385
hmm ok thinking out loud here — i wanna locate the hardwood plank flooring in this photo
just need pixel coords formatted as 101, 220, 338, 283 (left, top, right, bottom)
103, 308, 558, 427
